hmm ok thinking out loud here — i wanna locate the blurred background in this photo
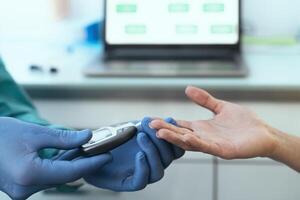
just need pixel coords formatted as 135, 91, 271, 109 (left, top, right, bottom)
1, 0, 300, 46
0, 1, 300, 200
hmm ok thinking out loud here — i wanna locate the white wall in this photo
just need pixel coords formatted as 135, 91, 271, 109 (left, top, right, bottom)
242, 0, 300, 36
0, 0, 53, 28
69, 0, 103, 20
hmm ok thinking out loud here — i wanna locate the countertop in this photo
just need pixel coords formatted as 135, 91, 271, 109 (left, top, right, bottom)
1, 40, 300, 100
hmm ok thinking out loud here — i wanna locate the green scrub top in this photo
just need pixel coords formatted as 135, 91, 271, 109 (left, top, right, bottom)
0, 58, 60, 158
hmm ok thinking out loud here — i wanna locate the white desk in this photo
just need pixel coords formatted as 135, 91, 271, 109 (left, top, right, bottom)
1, 41, 300, 92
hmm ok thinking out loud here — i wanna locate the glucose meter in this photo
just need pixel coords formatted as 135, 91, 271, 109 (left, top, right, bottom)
81, 121, 140, 156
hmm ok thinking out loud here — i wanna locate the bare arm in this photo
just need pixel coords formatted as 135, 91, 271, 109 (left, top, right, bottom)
151, 86, 300, 172
270, 128, 300, 172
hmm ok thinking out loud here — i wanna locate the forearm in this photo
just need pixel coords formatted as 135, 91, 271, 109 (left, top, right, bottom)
269, 126, 300, 172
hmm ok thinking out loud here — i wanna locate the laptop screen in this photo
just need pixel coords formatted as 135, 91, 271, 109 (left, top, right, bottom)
105, 0, 239, 45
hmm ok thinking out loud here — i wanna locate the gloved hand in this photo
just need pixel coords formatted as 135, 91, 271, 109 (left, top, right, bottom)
141, 117, 185, 168
0, 117, 112, 200
83, 117, 185, 191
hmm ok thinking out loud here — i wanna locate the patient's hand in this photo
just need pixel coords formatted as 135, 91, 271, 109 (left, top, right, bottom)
150, 86, 278, 160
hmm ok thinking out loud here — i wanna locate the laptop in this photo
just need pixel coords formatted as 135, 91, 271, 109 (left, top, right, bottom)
84, 0, 247, 77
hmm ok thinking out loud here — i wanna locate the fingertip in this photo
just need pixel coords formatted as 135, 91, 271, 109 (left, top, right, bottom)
186, 85, 204, 97
130, 151, 149, 190
150, 119, 171, 130
149, 120, 160, 129
78, 129, 93, 141
185, 85, 194, 94
149, 121, 155, 129
156, 129, 166, 137
66, 129, 92, 147
142, 117, 155, 132
156, 132, 161, 139
173, 147, 185, 159
156, 129, 168, 139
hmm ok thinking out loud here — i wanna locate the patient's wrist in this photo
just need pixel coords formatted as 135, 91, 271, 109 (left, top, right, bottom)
267, 126, 287, 161
260, 124, 281, 159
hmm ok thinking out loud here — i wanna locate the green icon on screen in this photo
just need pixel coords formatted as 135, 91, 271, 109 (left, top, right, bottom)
168, 3, 189, 13
203, 3, 224, 12
176, 25, 198, 34
211, 25, 235, 34
116, 4, 137, 13
125, 25, 147, 34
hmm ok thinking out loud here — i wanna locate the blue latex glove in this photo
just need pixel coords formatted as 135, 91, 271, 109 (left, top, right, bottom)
83, 117, 185, 191
141, 117, 185, 167
0, 117, 112, 200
